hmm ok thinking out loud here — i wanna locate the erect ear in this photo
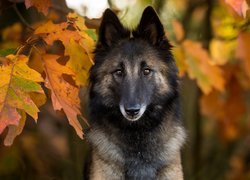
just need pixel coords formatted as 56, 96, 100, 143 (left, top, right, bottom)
133, 6, 165, 45
98, 9, 130, 47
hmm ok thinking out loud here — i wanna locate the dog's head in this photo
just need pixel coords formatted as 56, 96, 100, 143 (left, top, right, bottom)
90, 6, 178, 122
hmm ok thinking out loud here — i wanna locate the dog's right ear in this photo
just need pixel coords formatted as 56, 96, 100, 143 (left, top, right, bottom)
98, 9, 129, 47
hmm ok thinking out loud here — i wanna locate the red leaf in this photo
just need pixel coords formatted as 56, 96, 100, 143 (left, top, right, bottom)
0, 106, 21, 134
25, 0, 51, 15
225, 0, 249, 17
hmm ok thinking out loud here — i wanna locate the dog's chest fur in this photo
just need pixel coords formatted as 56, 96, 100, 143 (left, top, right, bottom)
86, 118, 185, 180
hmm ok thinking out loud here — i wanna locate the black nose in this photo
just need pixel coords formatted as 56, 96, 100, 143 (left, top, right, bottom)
125, 106, 140, 116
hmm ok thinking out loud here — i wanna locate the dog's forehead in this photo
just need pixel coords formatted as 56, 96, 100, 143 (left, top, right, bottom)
110, 40, 164, 66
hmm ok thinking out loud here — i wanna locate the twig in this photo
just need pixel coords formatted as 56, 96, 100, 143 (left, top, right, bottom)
13, 3, 34, 31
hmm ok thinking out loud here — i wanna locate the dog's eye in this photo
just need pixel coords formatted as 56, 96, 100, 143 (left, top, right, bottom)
113, 69, 123, 77
143, 68, 151, 76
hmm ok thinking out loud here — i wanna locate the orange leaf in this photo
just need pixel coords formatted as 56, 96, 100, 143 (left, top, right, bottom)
43, 54, 83, 138
35, 13, 95, 49
200, 78, 245, 141
172, 20, 184, 42
34, 21, 73, 45
236, 32, 250, 80
25, 0, 51, 15
182, 40, 225, 94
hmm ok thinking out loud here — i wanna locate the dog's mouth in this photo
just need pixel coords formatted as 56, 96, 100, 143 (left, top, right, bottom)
119, 104, 146, 121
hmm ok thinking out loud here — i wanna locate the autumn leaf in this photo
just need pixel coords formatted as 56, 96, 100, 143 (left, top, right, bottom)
0, 54, 44, 134
25, 0, 51, 15
31, 13, 95, 139
67, 12, 88, 30
209, 39, 236, 65
4, 110, 26, 146
236, 32, 250, 80
172, 21, 225, 93
34, 21, 73, 45
64, 39, 94, 86
184, 40, 225, 94
200, 77, 245, 141
173, 47, 187, 76
0, 49, 16, 57
34, 14, 95, 87
35, 13, 95, 49
225, 0, 250, 17
174, 39, 226, 94
43, 54, 83, 138
211, 5, 238, 39
172, 20, 185, 42
1, 23, 22, 50
0, 106, 21, 134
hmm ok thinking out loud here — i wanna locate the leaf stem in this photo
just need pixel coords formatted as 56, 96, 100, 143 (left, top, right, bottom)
13, 3, 34, 31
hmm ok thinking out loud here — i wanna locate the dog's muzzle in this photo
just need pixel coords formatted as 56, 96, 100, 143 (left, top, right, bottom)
119, 104, 146, 121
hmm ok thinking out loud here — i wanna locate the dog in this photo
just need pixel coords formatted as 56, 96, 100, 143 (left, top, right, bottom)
85, 6, 186, 180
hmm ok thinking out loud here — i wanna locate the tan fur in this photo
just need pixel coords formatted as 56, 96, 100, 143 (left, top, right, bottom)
87, 113, 186, 180
90, 152, 124, 180
155, 72, 169, 95
156, 153, 183, 180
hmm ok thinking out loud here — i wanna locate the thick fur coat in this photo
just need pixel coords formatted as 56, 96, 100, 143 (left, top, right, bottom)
84, 6, 186, 180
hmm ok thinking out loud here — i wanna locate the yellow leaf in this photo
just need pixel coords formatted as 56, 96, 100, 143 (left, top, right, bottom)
30, 92, 47, 108
172, 46, 187, 76
209, 39, 237, 65
65, 39, 94, 86
67, 13, 88, 31
211, 5, 239, 39
0, 54, 44, 134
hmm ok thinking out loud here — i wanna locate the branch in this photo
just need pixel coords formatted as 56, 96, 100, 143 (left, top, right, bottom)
13, 3, 34, 31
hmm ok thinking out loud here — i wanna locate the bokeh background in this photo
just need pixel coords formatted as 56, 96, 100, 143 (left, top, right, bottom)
0, 0, 250, 179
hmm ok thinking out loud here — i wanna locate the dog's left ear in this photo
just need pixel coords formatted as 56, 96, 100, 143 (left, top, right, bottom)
134, 6, 165, 45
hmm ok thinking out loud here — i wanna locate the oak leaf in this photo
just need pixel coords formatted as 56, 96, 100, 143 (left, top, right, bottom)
64, 39, 94, 86
25, 0, 51, 15
35, 13, 95, 49
34, 14, 95, 87
175, 40, 225, 94
4, 110, 26, 146
34, 21, 72, 45
43, 54, 83, 138
0, 54, 44, 134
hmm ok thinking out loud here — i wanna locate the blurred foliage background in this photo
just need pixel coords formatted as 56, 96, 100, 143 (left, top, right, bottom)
0, 0, 250, 179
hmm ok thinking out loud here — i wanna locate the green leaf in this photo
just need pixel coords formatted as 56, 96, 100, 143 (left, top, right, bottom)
84, 29, 97, 41
0, 49, 16, 57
